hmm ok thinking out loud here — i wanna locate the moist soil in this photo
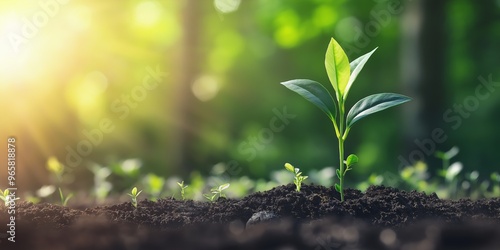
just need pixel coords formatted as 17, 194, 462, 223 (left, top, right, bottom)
1, 184, 500, 250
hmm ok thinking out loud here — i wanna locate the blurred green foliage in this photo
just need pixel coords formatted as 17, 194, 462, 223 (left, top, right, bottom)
0, 0, 499, 192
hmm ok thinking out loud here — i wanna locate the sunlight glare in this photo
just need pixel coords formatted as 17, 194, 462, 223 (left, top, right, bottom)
66, 5, 92, 31
135, 1, 162, 27
0, 13, 29, 82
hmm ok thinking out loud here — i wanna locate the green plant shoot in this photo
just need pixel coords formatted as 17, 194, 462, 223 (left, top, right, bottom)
281, 38, 411, 201
204, 183, 230, 202
0, 188, 19, 207
177, 181, 188, 200
284, 163, 308, 192
47, 157, 74, 206
128, 186, 142, 208
58, 188, 73, 207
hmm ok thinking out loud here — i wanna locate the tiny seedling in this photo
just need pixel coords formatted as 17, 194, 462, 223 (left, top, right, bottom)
58, 188, 73, 207
47, 157, 74, 206
434, 147, 462, 181
281, 38, 411, 201
177, 181, 188, 200
0, 189, 9, 206
204, 183, 230, 202
128, 187, 142, 208
284, 163, 308, 192
0, 189, 15, 206
491, 172, 500, 196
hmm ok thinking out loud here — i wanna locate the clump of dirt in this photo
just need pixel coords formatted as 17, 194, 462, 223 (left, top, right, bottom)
2, 184, 500, 249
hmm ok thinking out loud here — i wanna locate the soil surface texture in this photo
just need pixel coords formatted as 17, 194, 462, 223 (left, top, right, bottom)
1, 184, 500, 250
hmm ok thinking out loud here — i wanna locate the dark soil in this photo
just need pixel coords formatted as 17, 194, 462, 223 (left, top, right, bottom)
1, 184, 500, 250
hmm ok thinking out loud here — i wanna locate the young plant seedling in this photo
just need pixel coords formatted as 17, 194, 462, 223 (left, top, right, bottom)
435, 147, 460, 178
47, 157, 74, 206
491, 172, 500, 196
177, 181, 188, 200
0, 189, 19, 207
1, 189, 10, 206
284, 163, 308, 192
128, 186, 142, 208
204, 183, 230, 202
0, 189, 9, 206
59, 188, 74, 207
281, 38, 411, 201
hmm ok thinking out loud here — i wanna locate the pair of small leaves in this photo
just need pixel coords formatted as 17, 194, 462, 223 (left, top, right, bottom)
326, 38, 376, 102
213, 183, 230, 192
281, 38, 411, 130
281, 82, 410, 130
129, 187, 142, 198
0, 189, 9, 198
205, 183, 230, 201
177, 181, 188, 189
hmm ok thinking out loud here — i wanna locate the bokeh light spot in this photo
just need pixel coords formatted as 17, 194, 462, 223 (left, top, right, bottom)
380, 229, 397, 246
335, 17, 362, 43
135, 1, 162, 27
192, 75, 220, 102
214, 0, 241, 13
313, 5, 338, 28
274, 10, 301, 48
84, 71, 108, 94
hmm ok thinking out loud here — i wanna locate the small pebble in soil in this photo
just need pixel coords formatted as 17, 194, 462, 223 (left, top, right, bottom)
246, 211, 280, 228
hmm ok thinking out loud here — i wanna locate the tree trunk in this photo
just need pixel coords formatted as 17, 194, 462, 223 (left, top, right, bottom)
400, 0, 447, 167
168, 0, 202, 175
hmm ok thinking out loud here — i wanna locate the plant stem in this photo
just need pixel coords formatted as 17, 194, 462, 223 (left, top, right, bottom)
58, 187, 64, 206
338, 99, 345, 202
338, 137, 345, 201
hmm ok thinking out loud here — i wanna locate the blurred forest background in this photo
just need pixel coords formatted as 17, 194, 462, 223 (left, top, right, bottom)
1, 0, 500, 193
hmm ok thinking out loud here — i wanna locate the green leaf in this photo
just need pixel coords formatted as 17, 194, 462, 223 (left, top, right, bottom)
336, 169, 341, 179
325, 38, 350, 101
335, 184, 341, 192
284, 163, 295, 173
281, 79, 337, 121
345, 48, 377, 100
345, 154, 359, 167
219, 183, 230, 191
131, 187, 138, 196
346, 93, 411, 129
444, 147, 459, 159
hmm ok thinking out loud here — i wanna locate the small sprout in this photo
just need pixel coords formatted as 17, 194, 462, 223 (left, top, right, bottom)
491, 172, 500, 183
59, 188, 73, 207
0, 189, 19, 207
204, 183, 230, 202
177, 181, 188, 200
436, 147, 460, 178
0, 189, 10, 206
46, 157, 73, 206
284, 163, 308, 192
128, 187, 142, 208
